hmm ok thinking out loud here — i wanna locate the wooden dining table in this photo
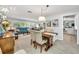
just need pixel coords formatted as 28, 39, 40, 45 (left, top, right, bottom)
42, 32, 53, 51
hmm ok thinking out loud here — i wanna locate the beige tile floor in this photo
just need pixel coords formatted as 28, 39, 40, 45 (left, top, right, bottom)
14, 34, 79, 54
63, 32, 77, 45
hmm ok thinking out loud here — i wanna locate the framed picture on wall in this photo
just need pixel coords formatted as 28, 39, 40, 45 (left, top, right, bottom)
43, 22, 46, 29
47, 21, 51, 27
52, 19, 59, 27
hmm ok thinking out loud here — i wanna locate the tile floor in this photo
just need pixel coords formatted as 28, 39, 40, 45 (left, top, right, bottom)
14, 34, 79, 54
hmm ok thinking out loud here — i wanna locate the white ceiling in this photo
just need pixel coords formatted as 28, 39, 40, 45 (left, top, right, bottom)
0, 5, 79, 19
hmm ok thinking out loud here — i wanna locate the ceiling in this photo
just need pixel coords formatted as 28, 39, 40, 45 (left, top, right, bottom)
0, 5, 79, 19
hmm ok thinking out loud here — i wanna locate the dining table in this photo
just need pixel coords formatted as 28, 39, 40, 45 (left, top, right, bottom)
42, 32, 54, 51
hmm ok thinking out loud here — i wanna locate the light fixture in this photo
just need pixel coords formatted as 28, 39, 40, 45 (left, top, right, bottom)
38, 6, 46, 22
0, 8, 9, 15
38, 5, 49, 22
1, 8, 9, 13
38, 16, 46, 21
27, 10, 32, 13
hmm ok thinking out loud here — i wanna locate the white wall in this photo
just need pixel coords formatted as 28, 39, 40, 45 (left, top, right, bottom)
75, 14, 79, 44
47, 15, 63, 41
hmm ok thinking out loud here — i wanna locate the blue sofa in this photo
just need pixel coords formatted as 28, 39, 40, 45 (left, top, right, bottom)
17, 27, 29, 34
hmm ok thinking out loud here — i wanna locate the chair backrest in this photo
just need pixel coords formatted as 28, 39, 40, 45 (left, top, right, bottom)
30, 31, 36, 41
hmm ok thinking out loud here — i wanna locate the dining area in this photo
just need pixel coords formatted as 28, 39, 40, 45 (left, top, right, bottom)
30, 26, 57, 53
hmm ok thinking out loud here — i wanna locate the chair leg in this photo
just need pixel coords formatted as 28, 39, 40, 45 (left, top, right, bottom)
31, 39, 32, 45
40, 45, 42, 53
35, 44, 37, 49
33, 41, 37, 49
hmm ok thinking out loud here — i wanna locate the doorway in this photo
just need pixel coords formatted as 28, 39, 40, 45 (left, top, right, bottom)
63, 15, 77, 45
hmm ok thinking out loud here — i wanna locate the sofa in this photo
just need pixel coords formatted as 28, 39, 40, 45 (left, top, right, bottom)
16, 27, 29, 34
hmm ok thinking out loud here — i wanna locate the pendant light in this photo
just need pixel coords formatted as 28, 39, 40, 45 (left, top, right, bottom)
38, 6, 46, 21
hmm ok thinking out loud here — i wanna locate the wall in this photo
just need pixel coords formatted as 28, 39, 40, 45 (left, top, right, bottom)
8, 19, 35, 28
75, 14, 79, 44
46, 15, 63, 41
